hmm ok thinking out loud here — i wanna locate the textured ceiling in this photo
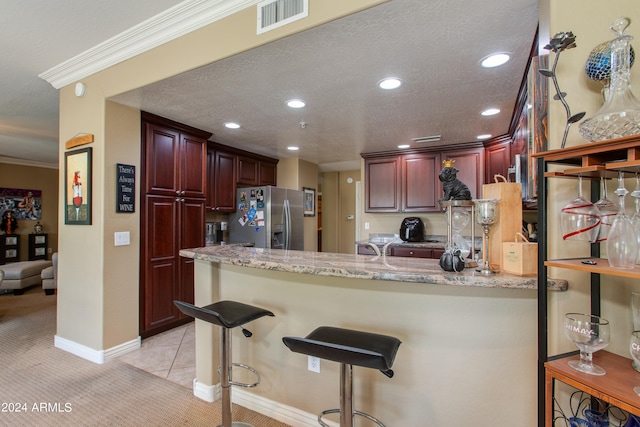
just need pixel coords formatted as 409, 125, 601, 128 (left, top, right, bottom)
1, 0, 538, 170
112, 0, 539, 170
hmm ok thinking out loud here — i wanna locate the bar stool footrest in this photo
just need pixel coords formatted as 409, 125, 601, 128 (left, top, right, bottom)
218, 362, 261, 388
318, 408, 386, 427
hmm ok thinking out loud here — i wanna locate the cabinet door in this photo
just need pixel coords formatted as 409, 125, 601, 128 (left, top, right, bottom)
259, 161, 277, 186
178, 198, 205, 307
441, 148, 484, 199
142, 194, 180, 331
237, 156, 259, 186
485, 140, 511, 184
365, 157, 401, 212
144, 123, 180, 195
213, 150, 237, 212
402, 153, 440, 212
179, 134, 206, 198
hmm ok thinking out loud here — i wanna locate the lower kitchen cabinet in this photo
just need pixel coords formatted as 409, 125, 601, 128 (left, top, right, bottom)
357, 244, 444, 259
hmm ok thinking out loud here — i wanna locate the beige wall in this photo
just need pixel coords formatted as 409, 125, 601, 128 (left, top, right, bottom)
57, 0, 388, 352
0, 162, 59, 260
194, 262, 538, 425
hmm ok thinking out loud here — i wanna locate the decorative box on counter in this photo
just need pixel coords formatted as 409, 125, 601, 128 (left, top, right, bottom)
482, 176, 522, 270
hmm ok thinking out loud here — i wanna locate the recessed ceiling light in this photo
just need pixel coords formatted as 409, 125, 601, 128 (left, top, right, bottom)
378, 78, 402, 90
287, 146, 299, 151
286, 99, 306, 108
224, 122, 240, 129
481, 108, 500, 116
476, 134, 492, 140
398, 144, 410, 149
481, 53, 511, 68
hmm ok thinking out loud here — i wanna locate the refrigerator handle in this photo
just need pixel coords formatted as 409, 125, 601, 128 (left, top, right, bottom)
284, 199, 291, 250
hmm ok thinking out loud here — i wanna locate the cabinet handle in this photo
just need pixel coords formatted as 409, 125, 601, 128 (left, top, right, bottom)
410, 251, 414, 255
181, 190, 186, 195
176, 190, 180, 195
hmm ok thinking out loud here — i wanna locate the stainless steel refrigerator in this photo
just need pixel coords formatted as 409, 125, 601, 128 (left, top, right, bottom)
229, 186, 304, 250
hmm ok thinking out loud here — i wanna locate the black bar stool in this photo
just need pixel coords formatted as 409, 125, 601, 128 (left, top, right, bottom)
174, 300, 274, 427
283, 326, 401, 427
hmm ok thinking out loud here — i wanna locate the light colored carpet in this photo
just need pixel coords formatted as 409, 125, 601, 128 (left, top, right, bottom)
0, 287, 291, 426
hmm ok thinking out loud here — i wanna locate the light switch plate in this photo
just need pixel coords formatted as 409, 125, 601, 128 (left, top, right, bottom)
114, 231, 130, 246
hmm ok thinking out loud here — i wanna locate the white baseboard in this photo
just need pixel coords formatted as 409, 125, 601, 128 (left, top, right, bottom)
191, 380, 328, 427
54, 335, 141, 364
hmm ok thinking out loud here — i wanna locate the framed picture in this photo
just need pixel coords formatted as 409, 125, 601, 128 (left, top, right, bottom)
65, 147, 92, 225
303, 187, 315, 217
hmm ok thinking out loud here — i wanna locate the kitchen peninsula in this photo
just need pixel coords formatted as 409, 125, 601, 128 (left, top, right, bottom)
181, 245, 563, 425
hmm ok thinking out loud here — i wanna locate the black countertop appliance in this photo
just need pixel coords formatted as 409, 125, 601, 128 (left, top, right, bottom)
400, 217, 425, 242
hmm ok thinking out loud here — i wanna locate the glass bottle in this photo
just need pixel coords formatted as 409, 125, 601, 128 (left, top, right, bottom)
631, 174, 640, 264
579, 17, 640, 142
607, 171, 638, 268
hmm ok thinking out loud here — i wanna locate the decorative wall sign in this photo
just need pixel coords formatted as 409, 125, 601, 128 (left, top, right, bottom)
116, 164, 135, 213
0, 188, 42, 220
65, 147, 92, 225
303, 187, 316, 217
65, 133, 94, 150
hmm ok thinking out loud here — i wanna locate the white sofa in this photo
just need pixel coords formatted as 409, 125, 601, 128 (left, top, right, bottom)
41, 252, 57, 295
0, 259, 52, 295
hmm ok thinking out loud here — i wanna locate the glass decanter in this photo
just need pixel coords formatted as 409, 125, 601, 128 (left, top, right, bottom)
579, 17, 640, 142
595, 176, 617, 242
631, 174, 640, 264
607, 171, 639, 268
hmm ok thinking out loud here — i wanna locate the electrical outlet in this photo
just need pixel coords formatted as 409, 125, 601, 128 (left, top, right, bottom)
308, 356, 320, 373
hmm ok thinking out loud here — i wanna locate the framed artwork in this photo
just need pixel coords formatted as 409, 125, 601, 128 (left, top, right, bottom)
65, 147, 92, 225
0, 188, 42, 220
303, 187, 315, 217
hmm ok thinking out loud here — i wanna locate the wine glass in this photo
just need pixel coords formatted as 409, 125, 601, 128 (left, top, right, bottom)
474, 198, 499, 274
564, 313, 610, 376
595, 177, 617, 242
561, 176, 602, 242
630, 331, 640, 395
73, 193, 83, 221
631, 174, 640, 264
607, 171, 638, 268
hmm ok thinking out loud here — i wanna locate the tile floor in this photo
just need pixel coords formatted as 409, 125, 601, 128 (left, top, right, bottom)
119, 321, 195, 389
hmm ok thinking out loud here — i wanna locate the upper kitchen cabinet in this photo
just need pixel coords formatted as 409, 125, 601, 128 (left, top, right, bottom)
363, 145, 482, 213
440, 146, 484, 199
484, 136, 512, 183
207, 142, 279, 212
142, 112, 210, 198
363, 151, 439, 212
207, 143, 237, 212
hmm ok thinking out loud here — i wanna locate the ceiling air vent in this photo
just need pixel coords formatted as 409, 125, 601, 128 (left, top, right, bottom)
411, 135, 442, 144
257, 0, 308, 34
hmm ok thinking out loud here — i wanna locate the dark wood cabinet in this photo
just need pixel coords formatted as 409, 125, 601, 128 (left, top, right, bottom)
28, 233, 47, 261
141, 112, 211, 337
259, 161, 277, 186
143, 118, 207, 198
364, 156, 401, 212
402, 152, 440, 212
237, 155, 259, 186
357, 244, 444, 259
0, 234, 20, 264
207, 144, 237, 213
363, 144, 483, 213
484, 137, 512, 184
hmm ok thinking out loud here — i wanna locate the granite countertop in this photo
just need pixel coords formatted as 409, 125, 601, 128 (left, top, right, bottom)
180, 245, 567, 291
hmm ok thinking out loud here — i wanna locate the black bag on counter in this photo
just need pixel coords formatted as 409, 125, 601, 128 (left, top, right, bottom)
439, 249, 465, 272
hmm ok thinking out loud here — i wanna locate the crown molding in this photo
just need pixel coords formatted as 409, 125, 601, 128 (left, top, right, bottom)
39, 0, 261, 89
0, 156, 59, 169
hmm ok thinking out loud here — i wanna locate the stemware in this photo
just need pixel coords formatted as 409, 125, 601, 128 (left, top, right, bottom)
631, 174, 640, 264
564, 313, 610, 375
474, 198, 499, 274
607, 171, 638, 268
630, 331, 640, 395
561, 175, 602, 242
595, 177, 617, 242
632, 292, 640, 371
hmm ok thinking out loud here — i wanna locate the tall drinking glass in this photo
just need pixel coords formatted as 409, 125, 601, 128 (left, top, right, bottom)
607, 171, 638, 268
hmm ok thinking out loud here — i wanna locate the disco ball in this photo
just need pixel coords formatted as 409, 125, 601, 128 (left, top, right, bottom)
585, 40, 635, 82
